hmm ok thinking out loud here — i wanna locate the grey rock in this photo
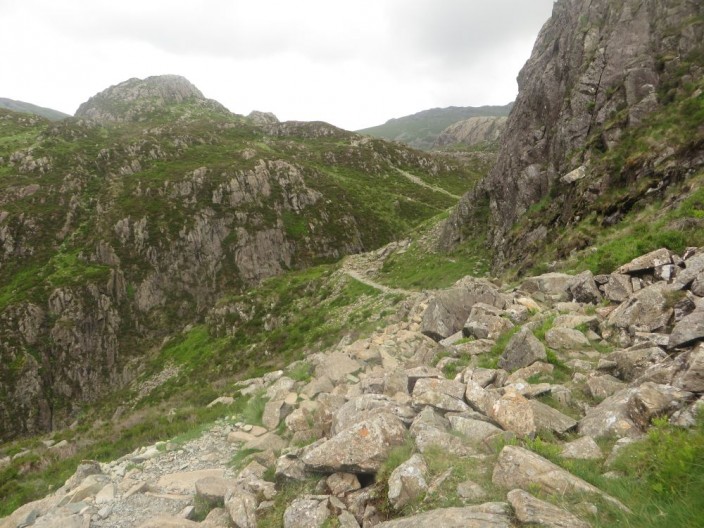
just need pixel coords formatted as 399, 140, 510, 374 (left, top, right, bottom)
568, 271, 602, 304
606, 345, 668, 381
499, 327, 546, 372
617, 248, 672, 275
448, 415, 503, 443
376, 503, 512, 528
456, 480, 488, 501
301, 412, 407, 474
626, 382, 693, 429
387, 454, 428, 510
493, 446, 626, 510
225, 487, 257, 528
420, 279, 507, 340
668, 308, 704, 349
579, 388, 640, 439
507, 489, 590, 528
326, 473, 361, 496
283, 498, 330, 528
586, 374, 626, 400
607, 283, 673, 333
675, 344, 704, 392
545, 327, 590, 350
604, 274, 633, 303
561, 436, 602, 460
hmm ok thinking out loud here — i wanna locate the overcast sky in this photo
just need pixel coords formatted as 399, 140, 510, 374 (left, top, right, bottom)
1, 0, 555, 131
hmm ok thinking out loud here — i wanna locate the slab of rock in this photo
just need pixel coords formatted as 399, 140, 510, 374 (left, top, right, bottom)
448, 415, 503, 443
668, 308, 704, 349
545, 327, 590, 350
561, 436, 602, 460
156, 469, 225, 495
607, 283, 673, 333
507, 489, 590, 528
315, 351, 361, 383
376, 503, 512, 527
195, 477, 236, 507
521, 273, 573, 302
493, 446, 626, 510
283, 498, 330, 528
388, 454, 428, 510
463, 304, 514, 340
529, 400, 577, 435
553, 314, 599, 331
618, 248, 672, 274
456, 480, 488, 501
499, 328, 546, 372
586, 374, 627, 400
607, 345, 669, 382
301, 411, 407, 474
332, 394, 415, 434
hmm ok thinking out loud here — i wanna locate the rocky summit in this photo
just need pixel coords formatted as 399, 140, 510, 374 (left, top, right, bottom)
1, 0, 704, 526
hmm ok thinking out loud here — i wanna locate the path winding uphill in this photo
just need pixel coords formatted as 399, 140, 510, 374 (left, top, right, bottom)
3, 246, 704, 527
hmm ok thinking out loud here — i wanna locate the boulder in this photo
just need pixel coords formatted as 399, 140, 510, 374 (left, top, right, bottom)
545, 327, 590, 350
561, 436, 602, 460
326, 473, 361, 496
617, 248, 672, 274
520, 273, 573, 301
578, 388, 640, 439
568, 271, 602, 304
301, 411, 407, 474
387, 454, 428, 510
225, 487, 257, 528
420, 279, 507, 341
488, 392, 576, 437
604, 274, 633, 303
606, 345, 668, 381
626, 382, 692, 429
456, 480, 488, 501
607, 283, 673, 333
314, 351, 362, 383
448, 415, 503, 443
463, 303, 514, 340
332, 394, 415, 435
507, 489, 590, 528
668, 308, 704, 349
376, 503, 512, 528
283, 498, 330, 528
195, 477, 235, 507
498, 328, 546, 372
493, 446, 626, 510
586, 374, 626, 400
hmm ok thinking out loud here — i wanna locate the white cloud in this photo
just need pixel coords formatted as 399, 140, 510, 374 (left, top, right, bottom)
0, 0, 554, 130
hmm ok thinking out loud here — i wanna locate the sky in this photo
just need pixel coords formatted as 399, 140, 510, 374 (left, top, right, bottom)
0, 0, 555, 131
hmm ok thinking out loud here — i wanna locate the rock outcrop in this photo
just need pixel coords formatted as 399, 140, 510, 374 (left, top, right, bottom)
441, 0, 704, 269
434, 116, 507, 149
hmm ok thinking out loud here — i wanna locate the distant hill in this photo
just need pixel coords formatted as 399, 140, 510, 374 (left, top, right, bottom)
0, 97, 69, 121
357, 104, 512, 150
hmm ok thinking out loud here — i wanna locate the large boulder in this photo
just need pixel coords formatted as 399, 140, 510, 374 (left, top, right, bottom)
607, 283, 673, 333
421, 279, 507, 341
617, 248, 673, 275
520, 273, 574, 302
499, 328, 546, 372
578, 388, 640, 439
283, 498, 330, 528
301, 411, 407, 474
675, 344, 704, 392
568, 271, 602, 304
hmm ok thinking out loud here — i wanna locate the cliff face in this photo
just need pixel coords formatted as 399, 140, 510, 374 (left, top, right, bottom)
441, 0, 704, 269
433, 116, 507, 150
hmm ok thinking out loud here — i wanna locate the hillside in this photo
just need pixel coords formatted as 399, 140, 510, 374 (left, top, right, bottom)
0, 98, 69, 121
357, 104, 512, 151
0, 75, 487, 441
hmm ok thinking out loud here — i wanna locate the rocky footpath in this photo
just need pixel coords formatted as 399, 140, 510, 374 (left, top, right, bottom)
3, 246, 703, 527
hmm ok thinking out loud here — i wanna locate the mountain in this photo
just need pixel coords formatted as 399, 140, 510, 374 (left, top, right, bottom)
0, 75, 484, 440
357, 104, 512, 151
433, 115, 508, 150
0, 98, 69, 121
441, 0, 704, 274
